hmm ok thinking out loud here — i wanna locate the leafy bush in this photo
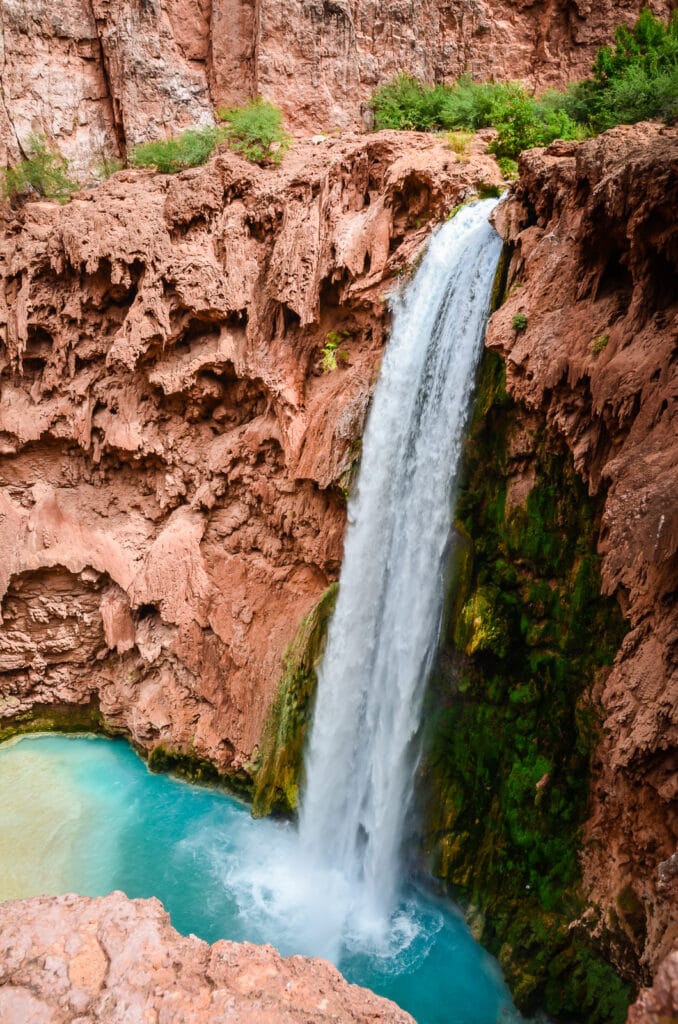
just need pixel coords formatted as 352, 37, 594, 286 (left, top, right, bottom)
131, 126, 221, 174
566, 8, 678, 130
2, 135, 78, 203
512, 313, 528, 331
369, 11, 678, 159
591, 333, 609, 354
216, 98, 291, 164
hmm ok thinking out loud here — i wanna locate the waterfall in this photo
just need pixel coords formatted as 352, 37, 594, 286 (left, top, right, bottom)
298, 198, 503, 938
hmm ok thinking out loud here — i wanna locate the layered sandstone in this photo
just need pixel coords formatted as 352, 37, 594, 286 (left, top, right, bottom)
486, 123, 678, 984
0, 130, 501, 780
0, 891, 415, 1023
1, 0, 674, 175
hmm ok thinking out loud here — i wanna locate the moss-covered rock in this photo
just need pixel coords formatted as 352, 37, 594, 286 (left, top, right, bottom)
252, 583, 338, 818
0, 700, 113, 744
147, 744, 254, 799
421, 349, 631, 1022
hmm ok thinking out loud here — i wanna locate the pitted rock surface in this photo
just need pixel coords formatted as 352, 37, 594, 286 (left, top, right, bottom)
0, 130, 501, 778
0, 891, 416, 1023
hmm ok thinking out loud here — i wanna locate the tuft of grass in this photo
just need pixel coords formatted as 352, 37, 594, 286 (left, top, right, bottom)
2, 134, 78, 203
512, 313, 528, 332
446, 130, 474, 160
591, 333, 609, 354
130, 126, 221, 174
216, 98, 291, 165
95, 154, 124, 181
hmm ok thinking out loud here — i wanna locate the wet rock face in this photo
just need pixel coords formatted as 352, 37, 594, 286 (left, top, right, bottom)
0, 891, 416, 1023
486, 122, 678, 986
1, 0, 674, 173
0, 131, 502, 782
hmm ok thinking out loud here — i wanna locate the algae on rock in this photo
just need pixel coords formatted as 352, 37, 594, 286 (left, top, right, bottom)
252, 583, 338, 818
421, 350, 630, 1023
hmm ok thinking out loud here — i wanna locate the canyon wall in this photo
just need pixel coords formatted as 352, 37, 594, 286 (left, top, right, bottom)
488, 122, 677, 985
1, 0, 674, 175
0, 129, 502, 785
421, 122, 676, 1020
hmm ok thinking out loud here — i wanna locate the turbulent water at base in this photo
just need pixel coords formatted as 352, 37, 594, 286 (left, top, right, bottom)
0, 202, 520, 1024
299, 198, 503, 934
0, 735, 519, 1024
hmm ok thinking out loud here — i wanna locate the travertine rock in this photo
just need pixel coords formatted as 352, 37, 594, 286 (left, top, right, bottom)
0, 891, 416, 1023
486, 122, 678, 986
0, 130, 502, 780
628, 945, 678, 1024
1, 0, 674, 175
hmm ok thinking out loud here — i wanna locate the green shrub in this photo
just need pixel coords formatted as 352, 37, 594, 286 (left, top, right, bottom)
321, 330, 350, 372
591, 333, 609, 354
216, 98, 291, 164
2, 135, 78, 203
575, 8, 678, 130
369, 11, 678, 159
497, 156, 519, 180
131, 126, 221, 174
512, 313, 528, 331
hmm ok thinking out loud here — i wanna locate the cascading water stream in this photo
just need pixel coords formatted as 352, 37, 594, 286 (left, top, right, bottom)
297, 197, 503, 948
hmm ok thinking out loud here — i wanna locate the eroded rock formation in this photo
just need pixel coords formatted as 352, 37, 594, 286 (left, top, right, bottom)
628, 944, 678, 1024
1, 0, 674, 174
0, 891, 415, 1022
487, 123, 678, 987
0, 130, 502, 785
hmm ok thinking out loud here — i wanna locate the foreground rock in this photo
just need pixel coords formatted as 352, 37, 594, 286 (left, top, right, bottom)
487, 123, 678, 987
0, 130, 501, 785
0, 892, 415, 1023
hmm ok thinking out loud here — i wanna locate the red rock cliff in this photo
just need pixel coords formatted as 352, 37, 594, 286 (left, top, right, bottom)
0, 130, 501, 779
487, 122, 678, 989
1, 0, 674, 174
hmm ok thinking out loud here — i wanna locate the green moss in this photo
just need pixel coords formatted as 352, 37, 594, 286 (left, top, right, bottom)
0, 700, 111, 744
252, 584, 338, 818
147, 744, 253, 799
490, 244, 511, 314
421, 349, 630, 1020
0, 701, 253, 799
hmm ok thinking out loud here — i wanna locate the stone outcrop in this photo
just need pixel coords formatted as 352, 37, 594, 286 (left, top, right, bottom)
1, 0, 674, 174
628, 945, 678, 1024
486, 123, 678, 988
0, 130, 502, 784
0, 891, 415, 1023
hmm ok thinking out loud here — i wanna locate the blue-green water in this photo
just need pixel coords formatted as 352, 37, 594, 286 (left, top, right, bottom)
0, 734, 519, 1024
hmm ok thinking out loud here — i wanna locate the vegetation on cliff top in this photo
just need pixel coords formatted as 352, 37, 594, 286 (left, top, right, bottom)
131, 99, 291, 174
371, 9, 678, 158
1, 134, 78, 203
